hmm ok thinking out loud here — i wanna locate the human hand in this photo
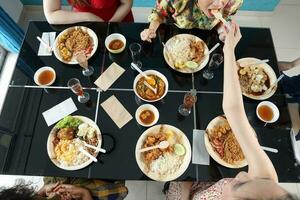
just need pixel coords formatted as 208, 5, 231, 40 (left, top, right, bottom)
223, 20, 242, 52
38, 182, 61, 197
140, 28, 157, 42
54, 184, 92, 200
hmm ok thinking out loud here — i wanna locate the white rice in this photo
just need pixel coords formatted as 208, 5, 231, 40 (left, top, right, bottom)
149, 152, 183, 176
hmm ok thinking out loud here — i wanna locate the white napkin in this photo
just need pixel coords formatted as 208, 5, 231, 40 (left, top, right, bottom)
42, 98, 78, 126
101, 95, 132, 128
283, 64, 300, 77
290, 129, 300, 164
94, 62, 125, 91
38, 32, 56, 56
192, 129, 210, 165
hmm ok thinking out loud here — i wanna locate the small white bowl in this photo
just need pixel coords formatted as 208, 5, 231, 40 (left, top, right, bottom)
256, 101, 280, 123
34, 66, 56, 86
133, 70, 169, 103
135, 104, 159, 127
105, 33, 126, 54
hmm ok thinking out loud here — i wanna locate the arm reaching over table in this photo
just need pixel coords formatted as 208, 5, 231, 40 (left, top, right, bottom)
222, 21, 277, 181
43, 0, 104, 24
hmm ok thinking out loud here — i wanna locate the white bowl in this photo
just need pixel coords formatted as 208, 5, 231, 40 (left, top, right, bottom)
133, 70, 169, 102
135, 104, 159, 127
34, 66, 56, 86
256, 101, 280, 123
105, 33, 126, 54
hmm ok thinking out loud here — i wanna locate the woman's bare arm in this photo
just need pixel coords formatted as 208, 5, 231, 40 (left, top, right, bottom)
43, 0, 103, 24
109, 0, 133, 22
222, 22, 278, 182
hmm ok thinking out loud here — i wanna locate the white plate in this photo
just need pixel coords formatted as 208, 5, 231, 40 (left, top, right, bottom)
204, 116, 247, 169
237, 57, 277, 100
163, 34, 209, 74
47, 116, 102, 171
53, 26, 98, 65
135, 124, 191, 181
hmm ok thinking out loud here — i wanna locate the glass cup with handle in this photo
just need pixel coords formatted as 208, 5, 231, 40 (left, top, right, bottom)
67, 78, 90, 103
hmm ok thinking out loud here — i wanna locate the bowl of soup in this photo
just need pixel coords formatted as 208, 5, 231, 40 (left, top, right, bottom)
135, 104, 159, 127
105, 33, 126, 54
256, 101, 280, 123
34, 66, 56, 86
133, 70, 169, 102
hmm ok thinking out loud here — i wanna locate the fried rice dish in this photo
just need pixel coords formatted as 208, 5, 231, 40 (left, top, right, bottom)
165, 36, 205, 69
208, 120, 245, 165
238, 65, 270, 96
57, 28, 93, 62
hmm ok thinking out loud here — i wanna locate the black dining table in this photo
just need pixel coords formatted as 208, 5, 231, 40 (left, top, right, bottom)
0, 21, 299, 182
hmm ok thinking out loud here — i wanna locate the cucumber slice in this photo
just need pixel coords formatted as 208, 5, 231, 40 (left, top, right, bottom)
174, 144, 186, 156
185, 61, 198, 69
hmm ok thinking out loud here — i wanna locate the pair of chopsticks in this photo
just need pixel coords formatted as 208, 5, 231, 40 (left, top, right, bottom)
211, 10, 231, 30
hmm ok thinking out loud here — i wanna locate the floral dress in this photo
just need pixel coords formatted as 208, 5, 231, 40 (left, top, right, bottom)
148, 0, 243, 30
166, 178, 232, 200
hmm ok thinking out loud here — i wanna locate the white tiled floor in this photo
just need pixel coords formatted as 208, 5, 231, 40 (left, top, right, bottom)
1, 1, 300, 199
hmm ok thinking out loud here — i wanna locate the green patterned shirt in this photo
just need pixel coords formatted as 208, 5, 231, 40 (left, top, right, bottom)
149, 0, 243, 30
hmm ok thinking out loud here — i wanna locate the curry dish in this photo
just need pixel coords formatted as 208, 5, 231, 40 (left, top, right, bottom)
207, 118, 245, 165
57, 28, 93, 62
136, 75, 165, 100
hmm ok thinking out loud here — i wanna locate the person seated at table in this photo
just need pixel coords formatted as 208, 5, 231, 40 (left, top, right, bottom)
278, 57, 300, 103
165, 22, 298, 200
140, 0, 243, 42
0, 177, 128, 200
43, 0, 134, 24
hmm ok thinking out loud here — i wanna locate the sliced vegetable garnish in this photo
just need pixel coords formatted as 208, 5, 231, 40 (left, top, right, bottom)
174, 143, 186, 156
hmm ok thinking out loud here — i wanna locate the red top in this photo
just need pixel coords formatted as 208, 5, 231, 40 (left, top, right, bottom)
68, 0, 134, 22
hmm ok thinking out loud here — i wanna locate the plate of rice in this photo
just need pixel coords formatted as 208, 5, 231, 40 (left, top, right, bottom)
135, 124, 191, 181
47, 115, 102, 170
163, 34, 209, 73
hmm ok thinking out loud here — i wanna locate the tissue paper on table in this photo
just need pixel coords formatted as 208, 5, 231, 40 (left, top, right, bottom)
94, 62, 125, 91
38, 32, 56, 56
192, 129, 210, 165
42, 98, 77, 126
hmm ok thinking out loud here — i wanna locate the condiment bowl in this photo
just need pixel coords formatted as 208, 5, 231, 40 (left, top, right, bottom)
256, 101, 280, 123
133, 70, 169, 103
34, 66, 56, 86
105, 33, 126, 54
135, 104, 159, 127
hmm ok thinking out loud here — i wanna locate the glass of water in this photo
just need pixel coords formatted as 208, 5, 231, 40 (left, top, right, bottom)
202, 53, 224, 80
129, 43, 142, 69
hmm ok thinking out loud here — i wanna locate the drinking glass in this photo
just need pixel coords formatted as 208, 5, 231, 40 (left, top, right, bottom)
178, 90, 197, 116
202, 53, 224, 80
75, 52, 94, 76
82, 65, 94, 76
129, 43, 142, 69
67, 78, 90, 103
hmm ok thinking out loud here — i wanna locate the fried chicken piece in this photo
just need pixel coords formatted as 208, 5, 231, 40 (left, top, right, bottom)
57, 128, 75, 140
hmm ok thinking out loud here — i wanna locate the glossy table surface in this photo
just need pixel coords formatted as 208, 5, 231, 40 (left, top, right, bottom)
1, 21, 299, 182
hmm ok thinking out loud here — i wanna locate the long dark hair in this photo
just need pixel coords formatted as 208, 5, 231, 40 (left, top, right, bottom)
0, 184, 37, 200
